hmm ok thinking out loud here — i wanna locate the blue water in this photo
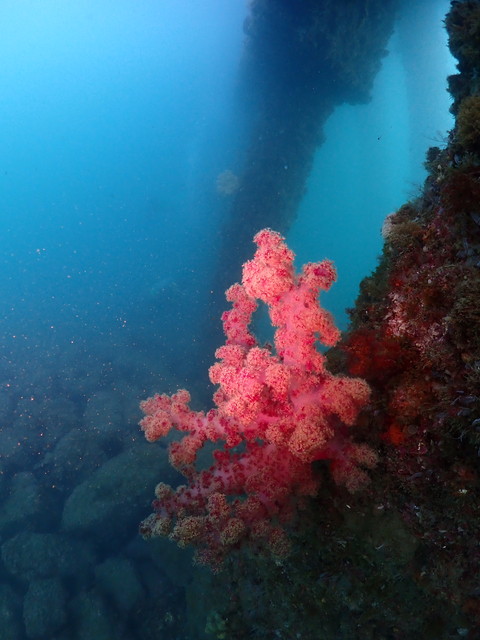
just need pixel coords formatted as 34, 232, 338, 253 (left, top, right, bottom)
0, 1, 456, 639
0, 0, 246, 384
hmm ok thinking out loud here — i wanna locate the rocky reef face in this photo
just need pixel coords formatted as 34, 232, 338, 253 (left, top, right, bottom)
342, 1, 480, 630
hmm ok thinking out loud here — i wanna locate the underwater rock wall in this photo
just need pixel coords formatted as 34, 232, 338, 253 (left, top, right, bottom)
341, 1, 480, 631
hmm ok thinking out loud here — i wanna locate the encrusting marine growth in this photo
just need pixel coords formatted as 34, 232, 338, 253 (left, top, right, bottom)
139, 229, 375, 570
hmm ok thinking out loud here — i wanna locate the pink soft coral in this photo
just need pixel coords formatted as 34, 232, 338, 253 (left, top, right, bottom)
140, 229, 374, 569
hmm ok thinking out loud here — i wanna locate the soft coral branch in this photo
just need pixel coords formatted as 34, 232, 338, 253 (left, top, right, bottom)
140, 229, 374, 569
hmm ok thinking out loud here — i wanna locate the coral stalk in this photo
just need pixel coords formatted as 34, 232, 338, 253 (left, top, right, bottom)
140, 229, 374, 569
